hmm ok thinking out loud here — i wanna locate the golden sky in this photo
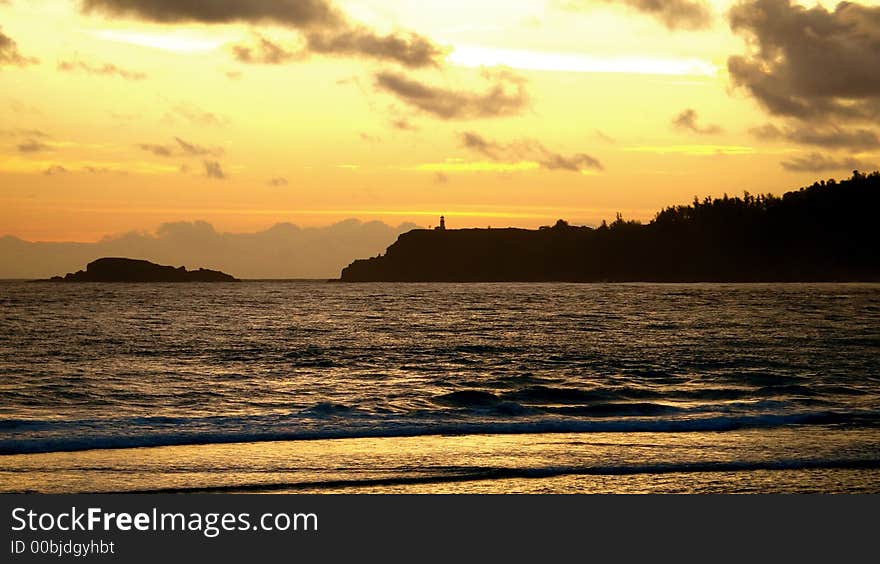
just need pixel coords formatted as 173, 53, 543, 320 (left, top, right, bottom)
1, 0, 879, 241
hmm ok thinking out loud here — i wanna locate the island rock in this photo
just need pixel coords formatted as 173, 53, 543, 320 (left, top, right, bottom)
49, 258, 239, 282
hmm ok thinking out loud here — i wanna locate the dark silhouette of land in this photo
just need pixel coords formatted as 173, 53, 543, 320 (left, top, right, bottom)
341, 171, 880, 282
48, 258, 239, 282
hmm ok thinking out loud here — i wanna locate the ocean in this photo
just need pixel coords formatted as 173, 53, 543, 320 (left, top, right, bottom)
1, 281, 879, 493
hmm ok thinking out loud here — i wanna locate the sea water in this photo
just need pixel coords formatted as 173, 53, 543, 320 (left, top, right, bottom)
1, 282, 878, 493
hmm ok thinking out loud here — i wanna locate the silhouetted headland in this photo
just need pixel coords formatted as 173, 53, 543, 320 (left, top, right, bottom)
341, 171, 880, 282
49, 258, 239, 282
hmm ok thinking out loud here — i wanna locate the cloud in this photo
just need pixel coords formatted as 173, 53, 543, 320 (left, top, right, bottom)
203, 160, 226, 179
0, 219, 418, 279
79, 0, 343, 27
304, 27, 445, 68
375, 70, 529, 120
166, 103, 228, 126
460, 131, 603, 173
727, 0, 880, 122
3, 128, 49, 138
390, 118, 417, 131
230, 28, 444, 68
57, 59, 146, 80
595, 130, 616, 144
138, 137, 223, 158
231, 34, 299, 64
175, 137, 222, 157
83, 0, 444, 68
780, 153, 878, 173
750, 124, 880, 151
17, 139, 51, 153
138, 143, 173, 157
671, 108, 722, 134
43, 165, 68, 175
0, 27, 38, 67
563, 0, 713, 31
267, 177, 288, 186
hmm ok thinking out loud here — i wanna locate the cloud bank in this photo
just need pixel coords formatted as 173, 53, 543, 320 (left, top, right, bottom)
0, 219, 418, 279
780, 153, 878, 173
82, 0, 445, 68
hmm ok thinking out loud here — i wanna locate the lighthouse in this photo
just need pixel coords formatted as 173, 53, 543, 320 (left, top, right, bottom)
436, 215, 446, 231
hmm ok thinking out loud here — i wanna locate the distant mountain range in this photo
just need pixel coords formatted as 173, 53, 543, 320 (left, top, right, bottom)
341, 171, 880, 282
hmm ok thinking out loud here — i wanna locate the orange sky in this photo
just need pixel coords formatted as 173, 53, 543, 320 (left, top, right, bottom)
1, 0, 878, 241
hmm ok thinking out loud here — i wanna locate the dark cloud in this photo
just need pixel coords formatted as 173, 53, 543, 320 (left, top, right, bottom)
0, 27, 38, 67
304, 27, 445, 68
43, 165, 68, 175
203, 160, 226, 179
750, 123, 880, 151
672, 108, 722, 134
17, 139, 51, 153
375, 70, 529, 120
230, 28, 444, 68
267, 177, 288, 186
780, 152, 878, 173
460, 131, 603, 173
564, 0, 713, 31
727, 0, 880, 122
57, 60, 146, 80
79, 0, 343, 28
83, 0, 444, 68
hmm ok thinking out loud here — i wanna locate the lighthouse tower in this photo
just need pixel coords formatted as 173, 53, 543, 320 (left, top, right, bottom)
436, 215, 446, 231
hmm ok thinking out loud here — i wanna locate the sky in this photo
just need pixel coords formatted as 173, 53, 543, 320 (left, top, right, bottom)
2, 0, 880, 246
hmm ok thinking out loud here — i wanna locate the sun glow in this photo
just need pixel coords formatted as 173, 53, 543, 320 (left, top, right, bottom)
448, 45, 719, 77
89, 30, 227, 53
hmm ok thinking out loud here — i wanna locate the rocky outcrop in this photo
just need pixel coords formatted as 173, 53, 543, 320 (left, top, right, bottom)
49, 258, 239, 282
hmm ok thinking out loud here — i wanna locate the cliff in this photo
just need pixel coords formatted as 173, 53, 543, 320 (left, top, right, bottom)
341, 171, 880, 282
49, 258, 239, 282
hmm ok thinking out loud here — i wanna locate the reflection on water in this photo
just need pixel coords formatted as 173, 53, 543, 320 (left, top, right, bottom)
1, 282, 879, 492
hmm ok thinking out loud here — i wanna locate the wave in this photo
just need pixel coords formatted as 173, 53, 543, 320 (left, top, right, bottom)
79, 457, 880, 494
2, 409, 878, 456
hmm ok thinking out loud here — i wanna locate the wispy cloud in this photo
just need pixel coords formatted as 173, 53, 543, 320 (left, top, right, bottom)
57, 59, 147, 80
672, 108, 722, 135
375, 69, 529, 120
780, 152, 878, 172
203, 160, 226, 179
138, 137, 224, 158
460, 131, 603, 173
0, 26, 38, 67
561, 0, 713, 31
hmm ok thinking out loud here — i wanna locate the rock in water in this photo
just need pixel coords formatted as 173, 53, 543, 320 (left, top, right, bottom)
49, 258, 239, 282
